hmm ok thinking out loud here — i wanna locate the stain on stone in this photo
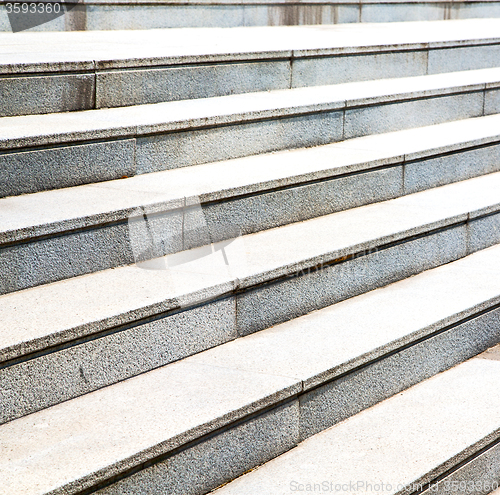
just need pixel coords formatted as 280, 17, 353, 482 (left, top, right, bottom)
477, 345, 500, 361
268, 4, 326, 26
79, 365, 89, 383
65, 1, 87, 31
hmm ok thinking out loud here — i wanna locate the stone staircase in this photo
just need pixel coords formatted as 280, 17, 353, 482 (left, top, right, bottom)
2, 17, 500, 495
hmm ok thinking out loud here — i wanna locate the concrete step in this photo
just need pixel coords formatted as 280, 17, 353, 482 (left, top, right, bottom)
213, 345, 500, 495
3, 171, 500, 421
3, 247, 500, 493
2, 67, 500, 197
2, 0, 500, 31
4, 115, 500, 293
2, 19, 500, 116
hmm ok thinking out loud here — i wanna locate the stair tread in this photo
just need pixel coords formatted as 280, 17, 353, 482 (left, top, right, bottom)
3, 244, 500, 495
2, 170, 500, 362
2, 19, 500, 73
3, 114, 500, 244
213, 344, 500, 494
2, 66, 500, 150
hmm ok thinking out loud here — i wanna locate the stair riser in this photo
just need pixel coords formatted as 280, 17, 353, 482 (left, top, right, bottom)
4, 141, 500, 295
2, 1, 500, 33
37, 307, 500, 495
3, 214, 500, 423
4, 42, 500, 117
0, 298, 237, 424
99, 401, 301, 495
3, 86, 499, 198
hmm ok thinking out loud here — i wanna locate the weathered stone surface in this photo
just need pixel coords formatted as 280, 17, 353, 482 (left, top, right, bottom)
299, 306, 500, 439
485, 88, 500, 115
0, 139, 136, 197
404, 143, 500, 194
344, 91, 484, 139
0, 360, 300, 495
2, 171, 500, 360
235, 225, 467, 335
96, 60, 291, 108
0, 298, 237, 423
422, 442, 500, 495
468, 212, 500, 255
134, 110, 344, 173
4, 5, 500, 33
2, 67, 500, 196
0, 73, 95, 116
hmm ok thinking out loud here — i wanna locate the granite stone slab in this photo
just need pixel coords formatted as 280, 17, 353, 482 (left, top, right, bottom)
2, 68, 500, 197
192, 245, 500, 391
485, 88, 500, 115
0, 361, 301, 495
0, 72, 95, 117
0, 298, 237, 423
3, 114, 500, 246
0, 138, 136, 197
2, 67, 500, 151
95, 60, 291, 108
3, 250, 500, 492
420, 442, 500, 495
98, 401, 299, 495
2, 171, 500, 360
8, 115, 500, 292
213, 347, 500, 494
2, 20, 500, 73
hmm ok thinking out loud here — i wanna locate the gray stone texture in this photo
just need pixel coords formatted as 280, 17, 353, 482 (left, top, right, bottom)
265, 4, 337, 26
236, 225, 467, 336
86, 4, 244, 30
0, 139, 136, 197
0, 359, 300, 495
96, 60, 291, 108
292, 50, 428, 88
427, 45, 500, 75
0, 298, 236, 423
0, 73, 95, 117
4, 21, 500, 116
455, 2, 500, 20
0, 221, 133, 294
98, 400, 299, 495
468, 213, 500, 255
299, 305, 500, 439
2, 67, 498, 196
404, 143, 500, 194
5, 44, 500, 118
3, 134, 498, 293
203, 166, 403, 241
213, 349, 500, 495
360, 3, 444, 23
485, 89, 500, 116
344, 92, 484, 140
135, 111, 344, 173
